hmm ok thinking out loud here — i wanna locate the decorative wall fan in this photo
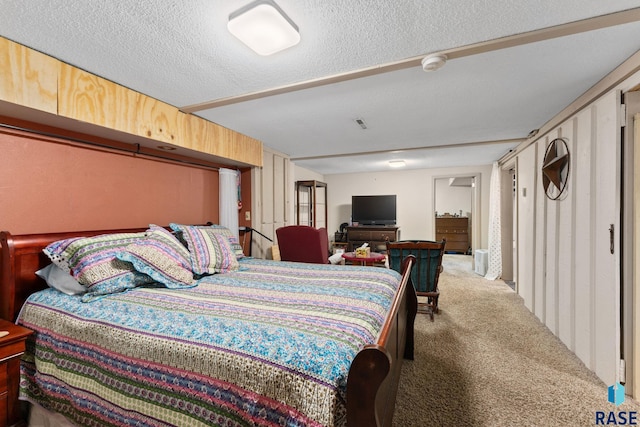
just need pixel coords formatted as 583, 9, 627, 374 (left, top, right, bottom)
542, 138, 570, 200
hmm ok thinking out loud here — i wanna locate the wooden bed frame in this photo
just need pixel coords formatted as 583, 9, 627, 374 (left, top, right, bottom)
0, 227, 417, 427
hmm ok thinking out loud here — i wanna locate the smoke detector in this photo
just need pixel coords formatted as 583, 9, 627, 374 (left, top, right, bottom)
421, 53, 447, 72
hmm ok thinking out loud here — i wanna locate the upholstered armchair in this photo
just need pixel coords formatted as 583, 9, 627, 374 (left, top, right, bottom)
275, 225, 330, 264
386, 240, 446, 321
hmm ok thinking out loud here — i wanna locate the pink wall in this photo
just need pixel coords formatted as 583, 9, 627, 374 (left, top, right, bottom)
0, 128, 220, 234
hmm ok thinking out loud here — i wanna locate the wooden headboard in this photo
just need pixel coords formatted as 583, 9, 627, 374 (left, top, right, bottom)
0, 227, 148, 322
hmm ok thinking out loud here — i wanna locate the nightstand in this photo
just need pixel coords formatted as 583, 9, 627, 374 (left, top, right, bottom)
0, 320, 32, 427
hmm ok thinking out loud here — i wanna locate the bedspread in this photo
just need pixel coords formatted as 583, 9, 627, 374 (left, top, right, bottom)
18, 259, 402, 427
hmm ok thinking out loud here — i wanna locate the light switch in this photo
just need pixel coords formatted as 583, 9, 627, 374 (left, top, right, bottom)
245, 211, 251, 221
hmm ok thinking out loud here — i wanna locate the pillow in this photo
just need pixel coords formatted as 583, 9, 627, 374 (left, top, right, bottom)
169, 224, 239, 275
170, 223, 244, 259
43, 232, 154, 302
43, 236, 83, 272
116, 225, 196, 289
36, 264, 86, 295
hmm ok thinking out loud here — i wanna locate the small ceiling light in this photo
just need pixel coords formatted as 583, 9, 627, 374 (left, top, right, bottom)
228, 0, 300, 56
389, 160, 406, 168
421, 53, 447, 72
157, 145, 177, 151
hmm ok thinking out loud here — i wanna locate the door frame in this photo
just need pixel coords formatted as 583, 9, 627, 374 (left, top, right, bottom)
620, 91, 640, 398
624, 92, 640, 398
432, 173, 481, 254
500, 160, 517, 285
633, 110, 640, 399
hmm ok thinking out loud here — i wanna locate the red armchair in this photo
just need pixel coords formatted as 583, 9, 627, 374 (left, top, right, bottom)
275, 225, 330, 264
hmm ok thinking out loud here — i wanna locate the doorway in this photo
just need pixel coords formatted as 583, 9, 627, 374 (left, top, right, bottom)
499, 165, 517, 289
433, 174, 480, 255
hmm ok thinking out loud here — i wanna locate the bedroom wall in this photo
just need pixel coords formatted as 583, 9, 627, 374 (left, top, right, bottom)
434, 178, 473, 217
323, 165, 492, 247
293, 164, 325, 182
0, 127, 222, 234
513, 69, 640, 388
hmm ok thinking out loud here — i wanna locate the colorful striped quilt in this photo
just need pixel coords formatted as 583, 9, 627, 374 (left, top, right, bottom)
18, 258, 401, 427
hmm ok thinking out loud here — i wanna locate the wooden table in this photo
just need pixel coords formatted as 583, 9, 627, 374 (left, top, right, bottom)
342, 251, 386, 266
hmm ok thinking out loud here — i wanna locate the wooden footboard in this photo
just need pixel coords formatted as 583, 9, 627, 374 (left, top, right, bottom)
347, 255, 417, 427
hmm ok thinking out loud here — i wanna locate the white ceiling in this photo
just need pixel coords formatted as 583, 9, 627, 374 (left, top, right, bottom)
2, 1, 640, 175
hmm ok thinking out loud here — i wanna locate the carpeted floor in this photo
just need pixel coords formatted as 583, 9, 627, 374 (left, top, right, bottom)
392, 255, 640, 426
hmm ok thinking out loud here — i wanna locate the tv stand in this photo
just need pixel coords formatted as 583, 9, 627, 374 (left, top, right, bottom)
346, 225, 399, 252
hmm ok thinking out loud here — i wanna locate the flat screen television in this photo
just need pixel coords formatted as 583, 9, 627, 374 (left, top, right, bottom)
351, 195, 397, 226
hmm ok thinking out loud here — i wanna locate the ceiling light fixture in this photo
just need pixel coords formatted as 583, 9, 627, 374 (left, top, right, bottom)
228, 0, 300, 56
389, 160, 406, 168
421, 53, 447, 72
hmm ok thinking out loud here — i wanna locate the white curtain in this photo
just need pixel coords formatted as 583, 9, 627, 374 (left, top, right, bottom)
219, 168, 239, 240
485, 162, 502, 280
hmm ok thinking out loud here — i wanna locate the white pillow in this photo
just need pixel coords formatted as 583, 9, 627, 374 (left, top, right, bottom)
36, 264, 86, 295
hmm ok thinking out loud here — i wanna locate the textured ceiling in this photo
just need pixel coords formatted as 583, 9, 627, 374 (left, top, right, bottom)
2, 1, 640, 174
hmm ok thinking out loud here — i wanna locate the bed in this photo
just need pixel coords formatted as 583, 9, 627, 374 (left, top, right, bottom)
0, 225, 417, 427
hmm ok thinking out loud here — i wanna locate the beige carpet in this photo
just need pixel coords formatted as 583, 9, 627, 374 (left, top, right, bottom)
392, 255, 640, 426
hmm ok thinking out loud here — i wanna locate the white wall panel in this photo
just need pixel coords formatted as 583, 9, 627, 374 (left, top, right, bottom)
545, 130, 561, 335
592, 92, 620, 385
572, 107, 595, 368
261, 152, 274, 225
516, 90, 621, 386
557, 121, 576, 349
273, 154, 286, 224
534, 136, 548, 322
253, 147, 290, 259
516, 144, 537, 311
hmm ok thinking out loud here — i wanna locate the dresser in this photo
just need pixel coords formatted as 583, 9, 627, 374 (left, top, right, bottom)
435, 217, 470, 254
346, 226, 399, 252
0, 320, 32, 427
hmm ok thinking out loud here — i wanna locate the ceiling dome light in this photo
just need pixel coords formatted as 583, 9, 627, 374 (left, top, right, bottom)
228, 0, 300, 56
421, 53, 447, 72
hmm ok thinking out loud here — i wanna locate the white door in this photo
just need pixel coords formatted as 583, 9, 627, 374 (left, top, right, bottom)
591, 91, 622, 385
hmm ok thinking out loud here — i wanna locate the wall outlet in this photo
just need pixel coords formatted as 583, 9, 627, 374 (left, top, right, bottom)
245, 211, 251, 221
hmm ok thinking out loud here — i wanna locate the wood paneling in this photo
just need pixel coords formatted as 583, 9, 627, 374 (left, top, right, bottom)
543, 131, 559, 336
634, 111, 640, 399
1, 36, 262, 167
179, 112, 262, 167
573, 107, 595, 369
0, 37, 57, 114
516, 89, 622, 387
252, 147, 290, 259
516, 143, 537, 312
58, 63, 179, 144
58, 64, 262, 167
